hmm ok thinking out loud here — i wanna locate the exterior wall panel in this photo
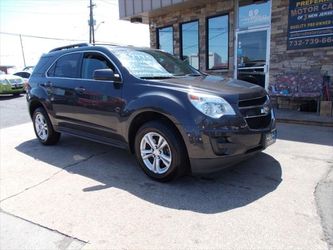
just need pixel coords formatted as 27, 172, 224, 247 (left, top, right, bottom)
125, 0, 134, 17
142, 0, 152, 12
162, 0, 172, 7
119, 0, 188, 19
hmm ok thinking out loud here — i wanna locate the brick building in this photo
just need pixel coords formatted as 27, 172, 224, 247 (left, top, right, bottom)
118, 0, 333, 112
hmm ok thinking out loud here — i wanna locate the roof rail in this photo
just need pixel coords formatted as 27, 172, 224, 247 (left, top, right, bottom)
49, 43, 89, 52
93, 43, 120, 46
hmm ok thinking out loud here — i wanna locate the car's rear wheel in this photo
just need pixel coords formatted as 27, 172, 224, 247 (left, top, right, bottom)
33, 107, 60, 145
134, 121, 188, 182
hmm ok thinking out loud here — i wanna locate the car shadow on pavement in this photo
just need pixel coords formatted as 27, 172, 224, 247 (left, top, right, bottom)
16, 135, 282, 214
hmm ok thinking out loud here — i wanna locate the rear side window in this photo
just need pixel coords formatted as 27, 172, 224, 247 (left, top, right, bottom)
81, 53, 115, 79
48, 53, 81, 78
31, 56, 53, 77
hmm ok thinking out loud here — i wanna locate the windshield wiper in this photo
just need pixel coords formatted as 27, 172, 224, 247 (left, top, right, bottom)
140, 76, 174, 79
174, 73, 202, 77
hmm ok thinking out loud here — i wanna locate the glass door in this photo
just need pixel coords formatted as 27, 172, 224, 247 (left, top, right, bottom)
236, 29, 270, 88
235, 0, 271, 89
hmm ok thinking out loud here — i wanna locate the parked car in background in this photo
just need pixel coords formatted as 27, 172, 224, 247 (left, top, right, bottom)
26, 43, 276, 181
0, 74, 25, 96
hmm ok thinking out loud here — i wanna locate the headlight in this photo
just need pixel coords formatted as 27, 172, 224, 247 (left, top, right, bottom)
188, 92, 235, 118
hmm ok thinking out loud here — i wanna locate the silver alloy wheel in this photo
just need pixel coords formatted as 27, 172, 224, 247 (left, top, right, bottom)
140, 132, 172, 174
34, 113, 48, 141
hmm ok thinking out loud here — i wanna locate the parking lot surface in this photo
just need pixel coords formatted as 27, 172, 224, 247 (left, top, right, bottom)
0, 96, 333, 249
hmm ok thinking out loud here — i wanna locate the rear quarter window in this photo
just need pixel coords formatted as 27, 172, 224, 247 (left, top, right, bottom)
47, 53, 81, 78
32, 56, 53, 75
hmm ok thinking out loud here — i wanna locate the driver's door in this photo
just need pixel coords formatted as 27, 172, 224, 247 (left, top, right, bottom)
73, 52, 125, 142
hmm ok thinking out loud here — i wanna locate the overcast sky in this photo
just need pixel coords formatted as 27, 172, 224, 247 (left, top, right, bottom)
0, 0, 150, 71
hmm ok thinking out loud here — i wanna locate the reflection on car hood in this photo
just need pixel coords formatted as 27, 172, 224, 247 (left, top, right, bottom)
151, 75, 267, 102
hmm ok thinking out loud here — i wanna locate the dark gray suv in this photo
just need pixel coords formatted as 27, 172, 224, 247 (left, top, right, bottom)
26, 43, 276, 181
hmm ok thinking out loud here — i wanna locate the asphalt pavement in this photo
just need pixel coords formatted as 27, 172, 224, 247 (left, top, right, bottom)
0, 94, 31, 129
0, 95, 332, 249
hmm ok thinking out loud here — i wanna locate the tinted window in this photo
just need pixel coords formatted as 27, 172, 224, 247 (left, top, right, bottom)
207, 15, 229, 70
48, 53, 81, 78
33, 56, 52, 75
180, 21, 199, 69
14, 72, 30, 78
81, 53, 115, 79
157, 26, 173, 54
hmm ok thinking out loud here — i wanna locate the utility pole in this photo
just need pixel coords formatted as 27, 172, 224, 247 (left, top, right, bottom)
88, 0, 96, 44
19, 34, 26, 67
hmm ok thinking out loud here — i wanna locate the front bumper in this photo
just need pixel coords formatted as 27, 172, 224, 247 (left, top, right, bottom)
0, 84, 24, 94
189, 129, 276, 174
180, 108, 276, 174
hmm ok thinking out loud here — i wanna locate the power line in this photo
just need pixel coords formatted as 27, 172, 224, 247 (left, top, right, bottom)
0, 31, 84, 42
0, 31, 120, 45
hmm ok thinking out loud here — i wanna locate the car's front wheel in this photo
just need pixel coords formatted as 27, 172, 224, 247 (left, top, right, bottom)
134, 121, 188, 182
32, 107, 60, 145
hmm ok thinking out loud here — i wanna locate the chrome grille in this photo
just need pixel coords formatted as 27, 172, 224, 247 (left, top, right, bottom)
238, 95, 272, 130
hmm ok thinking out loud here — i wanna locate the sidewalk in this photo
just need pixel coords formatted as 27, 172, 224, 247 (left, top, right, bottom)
275, 109, 333, 127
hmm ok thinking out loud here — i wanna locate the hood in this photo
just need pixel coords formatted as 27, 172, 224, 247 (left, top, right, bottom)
151, 75, 267, 102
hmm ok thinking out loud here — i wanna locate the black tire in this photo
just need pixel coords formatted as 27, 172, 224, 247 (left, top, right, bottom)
13, 93, 21, 96
134, 121, 188, 182
32, 107, 61, 145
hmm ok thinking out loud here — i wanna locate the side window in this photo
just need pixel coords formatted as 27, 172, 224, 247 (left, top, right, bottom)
47, 53, 81, 78
81, 53, 115, 79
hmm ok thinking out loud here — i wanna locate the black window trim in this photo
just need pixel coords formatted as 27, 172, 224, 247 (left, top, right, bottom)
45, 50, 123, 83
205, 13, 230, 71
179, 19, 200, 70
156, 25, 174, 55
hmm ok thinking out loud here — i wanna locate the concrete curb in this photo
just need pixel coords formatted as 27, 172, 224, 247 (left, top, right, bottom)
276, 118, 333, 127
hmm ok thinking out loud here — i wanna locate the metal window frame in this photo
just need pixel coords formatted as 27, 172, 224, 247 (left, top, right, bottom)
156, 25, 174, 55
179, 19, 200, 69
205, 13, 230, 71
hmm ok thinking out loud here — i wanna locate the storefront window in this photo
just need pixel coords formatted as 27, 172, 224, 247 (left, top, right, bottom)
238, 1, 271, 30
157, 26, 173, 55
207, 15, 229, 70
180, 20, 199, 69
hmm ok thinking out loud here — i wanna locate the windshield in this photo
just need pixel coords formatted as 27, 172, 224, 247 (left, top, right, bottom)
111, 49, 200, 79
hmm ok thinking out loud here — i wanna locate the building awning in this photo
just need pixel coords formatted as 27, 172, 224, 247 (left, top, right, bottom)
118, 0, 207, 24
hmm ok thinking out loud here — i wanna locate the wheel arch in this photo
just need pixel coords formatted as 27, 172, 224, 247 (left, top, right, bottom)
29, 99, 45, 118
127, 111, 188, 158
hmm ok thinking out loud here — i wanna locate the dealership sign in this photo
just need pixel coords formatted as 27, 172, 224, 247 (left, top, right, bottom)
287, 0, 333, 50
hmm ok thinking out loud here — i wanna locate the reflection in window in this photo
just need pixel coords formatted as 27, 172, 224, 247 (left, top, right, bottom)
82, 53, 114, 79
237, 30, 267, 68
47, 53, 81, 78
207, 15, 229, 70
238, 1, 271, 30
180, 21, 199, 69
157, 26, 173, 55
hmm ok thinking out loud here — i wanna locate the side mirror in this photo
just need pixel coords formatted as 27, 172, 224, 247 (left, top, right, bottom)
93, 69, 120, 82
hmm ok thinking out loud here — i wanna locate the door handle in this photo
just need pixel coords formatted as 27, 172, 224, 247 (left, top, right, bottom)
74, 87, 86, 93
41, 82, 52, 87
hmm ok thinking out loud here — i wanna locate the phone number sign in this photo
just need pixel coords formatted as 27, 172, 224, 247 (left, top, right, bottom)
287, 0, 333, 50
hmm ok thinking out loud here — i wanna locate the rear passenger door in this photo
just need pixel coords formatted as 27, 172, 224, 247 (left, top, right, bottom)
46, 52, 83, 126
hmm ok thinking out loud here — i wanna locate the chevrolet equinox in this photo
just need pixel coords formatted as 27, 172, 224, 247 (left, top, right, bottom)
26, 43, 276, 181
